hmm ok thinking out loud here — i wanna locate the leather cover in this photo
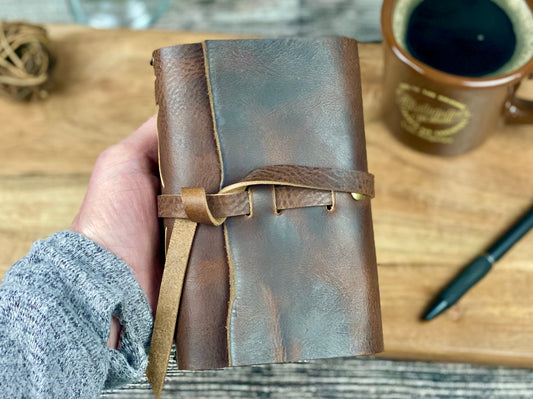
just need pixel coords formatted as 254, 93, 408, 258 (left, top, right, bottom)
153, 37, 383, 370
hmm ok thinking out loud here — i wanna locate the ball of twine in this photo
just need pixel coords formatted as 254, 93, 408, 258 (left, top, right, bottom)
0, 21, 55, 101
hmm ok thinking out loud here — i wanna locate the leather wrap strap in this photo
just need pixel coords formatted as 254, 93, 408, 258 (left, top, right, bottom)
158, 165, 374, 225
147, 218, 197, 397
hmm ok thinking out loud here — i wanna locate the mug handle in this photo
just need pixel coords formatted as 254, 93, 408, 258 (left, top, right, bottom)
504, 72, 533, 124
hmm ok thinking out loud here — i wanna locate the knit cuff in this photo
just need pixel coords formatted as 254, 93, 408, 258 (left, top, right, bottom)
38, 231, 153, 387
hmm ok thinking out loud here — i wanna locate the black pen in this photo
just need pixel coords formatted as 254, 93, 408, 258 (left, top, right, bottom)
424, 205, 533, 321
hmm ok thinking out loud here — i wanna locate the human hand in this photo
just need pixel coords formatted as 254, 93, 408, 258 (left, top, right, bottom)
71, 116, 162, 347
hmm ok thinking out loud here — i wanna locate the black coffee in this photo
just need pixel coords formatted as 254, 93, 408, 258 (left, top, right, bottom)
406, 0, 516, 77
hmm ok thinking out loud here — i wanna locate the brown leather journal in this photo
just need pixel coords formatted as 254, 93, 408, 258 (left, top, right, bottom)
148, 37, 383, 395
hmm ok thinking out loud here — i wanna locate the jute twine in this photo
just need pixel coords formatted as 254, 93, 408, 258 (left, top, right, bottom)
0, 21, 54, 101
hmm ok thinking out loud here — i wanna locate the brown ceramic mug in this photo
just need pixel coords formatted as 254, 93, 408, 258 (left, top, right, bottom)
381, 0, 533, 156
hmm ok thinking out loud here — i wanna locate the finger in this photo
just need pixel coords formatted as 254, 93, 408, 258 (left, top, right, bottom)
123, 115, 159, 166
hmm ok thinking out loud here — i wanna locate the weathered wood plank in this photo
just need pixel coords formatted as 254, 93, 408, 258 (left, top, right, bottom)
102, 349, 533, 398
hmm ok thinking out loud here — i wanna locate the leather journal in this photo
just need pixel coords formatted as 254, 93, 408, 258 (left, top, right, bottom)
147, 37, 383, 395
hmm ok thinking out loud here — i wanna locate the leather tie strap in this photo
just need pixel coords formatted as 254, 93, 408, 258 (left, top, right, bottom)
158, 165, 374, 225
226, 164, 374, 194
147, 218, 197, 397
181, 187, 226, 226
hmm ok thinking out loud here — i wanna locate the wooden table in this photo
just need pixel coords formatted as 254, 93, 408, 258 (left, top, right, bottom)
1, 25, 532, 369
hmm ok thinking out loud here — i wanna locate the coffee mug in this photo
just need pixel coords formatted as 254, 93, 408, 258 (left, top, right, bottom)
381, 0, 533, 156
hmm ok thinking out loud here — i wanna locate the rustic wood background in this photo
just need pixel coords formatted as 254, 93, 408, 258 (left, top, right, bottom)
2, 0, 383, 41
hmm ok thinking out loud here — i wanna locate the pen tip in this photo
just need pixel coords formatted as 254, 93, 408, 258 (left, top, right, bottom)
423, 300, 449, 321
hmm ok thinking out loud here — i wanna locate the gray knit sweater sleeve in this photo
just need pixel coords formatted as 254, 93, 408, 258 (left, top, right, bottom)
0, 231, 153, 398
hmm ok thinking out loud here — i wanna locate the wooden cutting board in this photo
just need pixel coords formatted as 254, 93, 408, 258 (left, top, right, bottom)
1, 24, 532, 368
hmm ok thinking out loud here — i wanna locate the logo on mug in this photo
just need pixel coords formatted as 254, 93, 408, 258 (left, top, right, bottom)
395, 83, 471, 144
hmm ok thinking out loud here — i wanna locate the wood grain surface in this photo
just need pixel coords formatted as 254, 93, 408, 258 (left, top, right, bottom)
102, 348, 533, 398
1, 25, 532, 369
